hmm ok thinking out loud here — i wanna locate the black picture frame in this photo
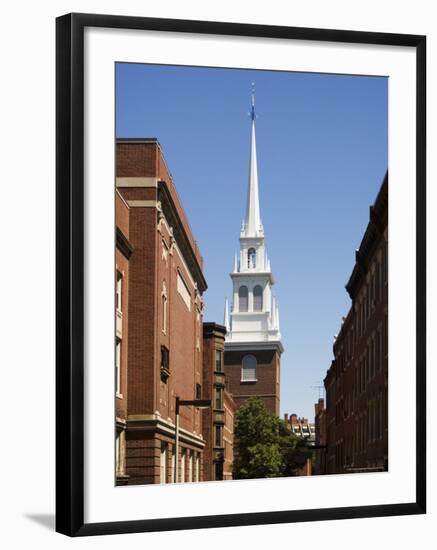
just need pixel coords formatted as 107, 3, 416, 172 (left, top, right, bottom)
56, 12, 426, 537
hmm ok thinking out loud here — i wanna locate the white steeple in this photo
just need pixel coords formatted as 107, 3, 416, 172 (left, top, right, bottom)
242, 86, 263, 238
225, 86, 283, 353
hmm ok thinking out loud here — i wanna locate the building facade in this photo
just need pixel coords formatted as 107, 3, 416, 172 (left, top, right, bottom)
313, 398, 327, 475
323, 173, 388, 474
202, 323, 235, 481
116, 138, 208, 485
283, 413, 316, 444
224, 93, 283, 417
115, 191, 133, 485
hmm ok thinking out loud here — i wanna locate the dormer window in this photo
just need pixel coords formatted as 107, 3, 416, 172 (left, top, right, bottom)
248, 248, 256, 269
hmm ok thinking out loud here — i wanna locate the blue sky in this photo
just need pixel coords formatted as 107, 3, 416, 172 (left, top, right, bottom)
116, 63, 388, 419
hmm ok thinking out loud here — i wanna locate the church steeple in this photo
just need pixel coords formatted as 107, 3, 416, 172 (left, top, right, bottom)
223, 86, 283, 418
242, 84, 263, 238
226, 87, 283, 350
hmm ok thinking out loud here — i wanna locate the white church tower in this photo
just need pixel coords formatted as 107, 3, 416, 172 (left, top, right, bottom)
223, 88, 283, 417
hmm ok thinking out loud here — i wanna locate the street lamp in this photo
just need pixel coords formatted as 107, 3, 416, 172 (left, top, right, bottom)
174, 397, 211, 483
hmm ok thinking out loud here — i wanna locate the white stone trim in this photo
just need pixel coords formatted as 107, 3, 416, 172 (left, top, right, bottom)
159, 211, 198, 291
115, 189, 130, 208
116, 177, 159, 188
126, 200, 157, 207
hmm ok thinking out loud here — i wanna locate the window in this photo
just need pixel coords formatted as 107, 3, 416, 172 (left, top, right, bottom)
238, 285, 248, 312
215, 349, 223, 372
115, 338, 121, 395
177, 271, 191, 310
196, 383, 202, 399
215, 387, 224, 410
116, 271, 122, 312
253, 285, 263, 312
161, 283, 167, 333
248, 247, 256, 268
214, 460, 224, 481
215, 425, 223, 447
160, 441, 167, 483
180, 448, 186, 483
241, 354, 257, 382
160, 345, 170, 382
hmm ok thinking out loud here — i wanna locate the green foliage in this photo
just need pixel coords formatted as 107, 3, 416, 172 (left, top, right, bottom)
232, 398, 313, 479
278, 419, 313, 476
233, 398, 282, 479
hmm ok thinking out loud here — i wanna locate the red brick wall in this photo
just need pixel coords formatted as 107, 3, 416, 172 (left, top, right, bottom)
116, 141, 203, 270
224, 349, 280, 416
116, 140, 207, 485
115, 194, 130, 424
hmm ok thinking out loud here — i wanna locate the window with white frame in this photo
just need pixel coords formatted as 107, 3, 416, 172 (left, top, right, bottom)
116, 271, 122, 312
238, 285, 248, 312
241, 354, 257, 382
215, 425, 223, 447
247, 247, 256, 268
253, 285, 263, 312
215, 387, 224, 410
215, 349, 223, 372
177, 271, 191, 311
115, 338, 121, 395
161, 283, 167, 333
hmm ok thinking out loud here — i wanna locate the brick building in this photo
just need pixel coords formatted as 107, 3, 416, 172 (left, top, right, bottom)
283, 413, 316, 443
202, 323, 235, 481
115, 191, 133, 485
323, 173, 388, 474
313, 398, 327, 475
115, 138, 208, 485
224, 92, 283, 417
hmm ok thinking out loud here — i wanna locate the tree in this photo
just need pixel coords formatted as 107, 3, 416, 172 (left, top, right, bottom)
233, 398, 283, 479
278, 419, 313, 476
233, 398, 314, 479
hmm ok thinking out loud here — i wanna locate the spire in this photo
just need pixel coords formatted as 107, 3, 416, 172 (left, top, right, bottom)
243, 84, 263, 238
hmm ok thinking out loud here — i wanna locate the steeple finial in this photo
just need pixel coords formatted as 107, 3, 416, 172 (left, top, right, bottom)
242, 84, 263, 238
251, 82, 256, 121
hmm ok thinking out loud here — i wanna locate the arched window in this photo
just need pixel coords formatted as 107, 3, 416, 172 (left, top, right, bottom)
253, 285, 263, 312
248, 248, 256, 269
241, 355, 257, 382
161, 283, 167, 333
238, 285, 248, 312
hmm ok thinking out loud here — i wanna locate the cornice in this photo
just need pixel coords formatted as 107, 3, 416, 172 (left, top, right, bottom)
158, 181, 207, 293
116, 226, 134, 259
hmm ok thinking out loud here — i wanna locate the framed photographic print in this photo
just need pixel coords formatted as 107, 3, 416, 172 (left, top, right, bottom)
56, 13, 426, 536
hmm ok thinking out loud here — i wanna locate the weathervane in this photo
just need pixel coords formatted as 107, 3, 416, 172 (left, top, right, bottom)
250, 82, 256, 121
